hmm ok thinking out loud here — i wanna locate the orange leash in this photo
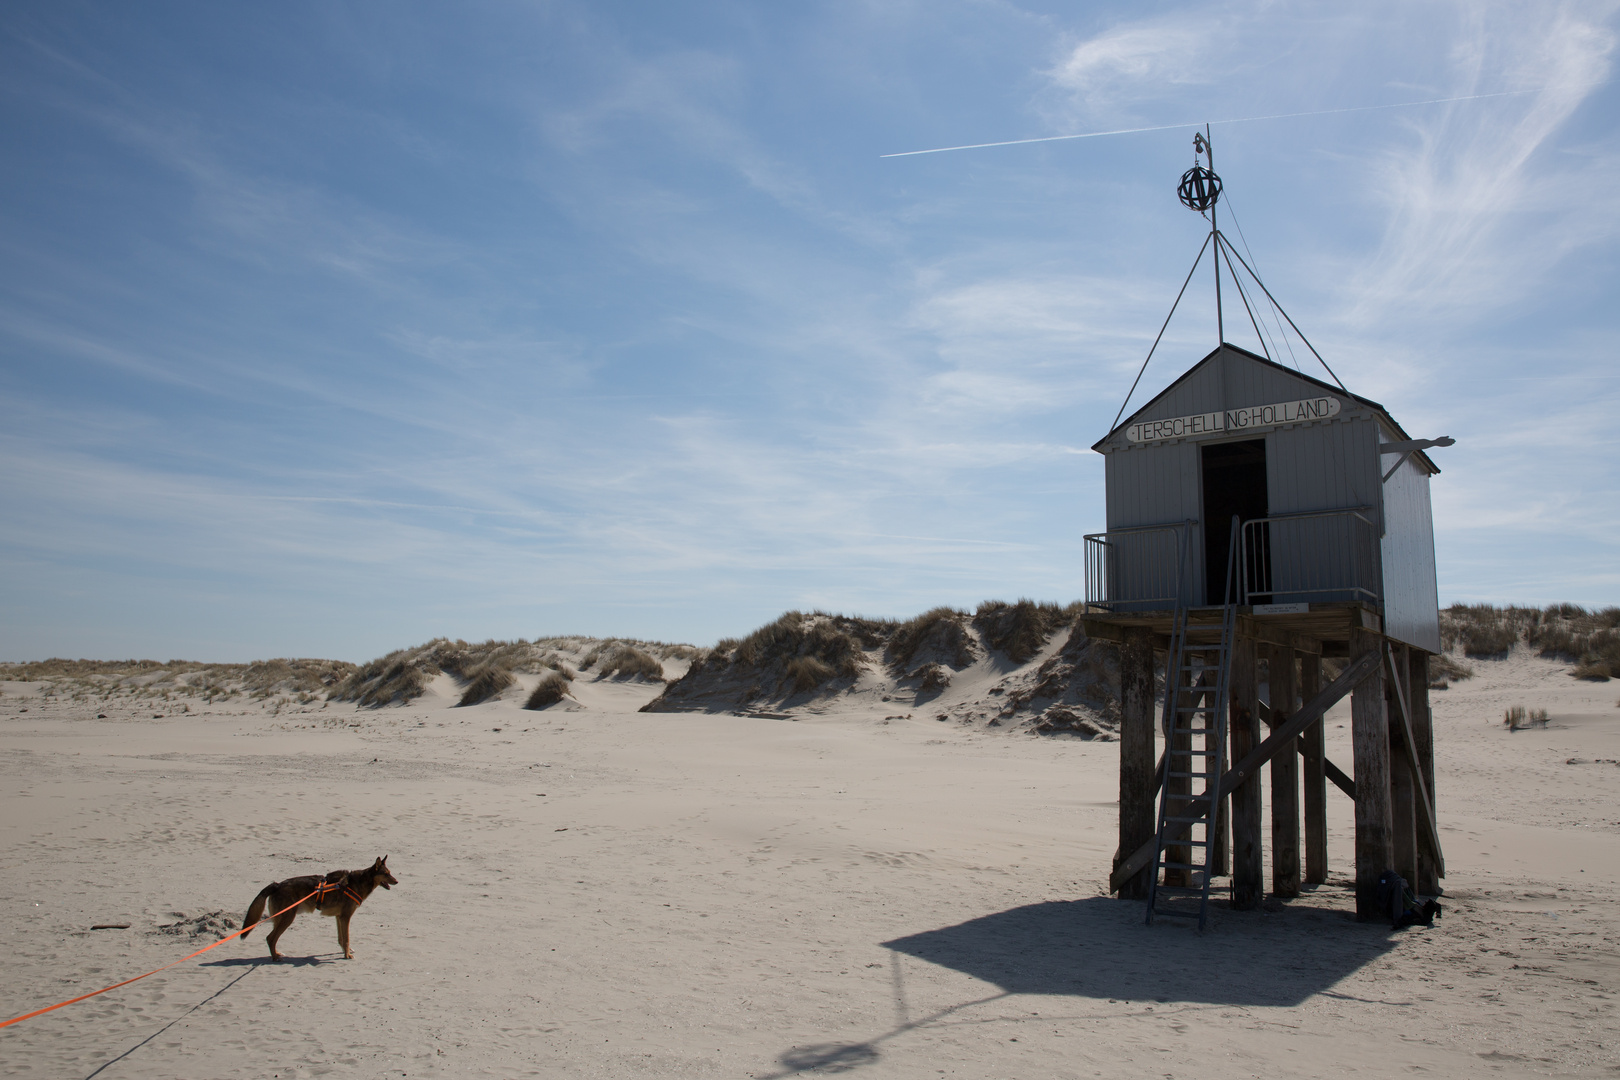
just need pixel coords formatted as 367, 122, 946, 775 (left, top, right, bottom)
0, 887, 320, 1030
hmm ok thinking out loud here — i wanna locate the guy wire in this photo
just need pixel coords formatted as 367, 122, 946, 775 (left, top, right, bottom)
1216, 233, 1272, 361
1221, 192, 1299, 372
1219, 241, 1350, 393
1110, 231, 1213, 432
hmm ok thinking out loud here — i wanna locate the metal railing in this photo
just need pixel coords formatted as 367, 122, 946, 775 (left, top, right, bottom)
1083, 521, 1193, 612
1240, 507, 1379, 606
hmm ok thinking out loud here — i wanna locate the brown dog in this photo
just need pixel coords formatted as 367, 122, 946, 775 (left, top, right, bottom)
241, 856, 397, 960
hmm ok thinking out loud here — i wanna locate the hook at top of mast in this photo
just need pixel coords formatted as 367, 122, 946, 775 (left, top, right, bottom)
1178, 130, 1221, 213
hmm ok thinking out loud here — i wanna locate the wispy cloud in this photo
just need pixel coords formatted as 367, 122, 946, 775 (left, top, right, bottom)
1046, 18, 1220, 113
1348, 4, 1619, 321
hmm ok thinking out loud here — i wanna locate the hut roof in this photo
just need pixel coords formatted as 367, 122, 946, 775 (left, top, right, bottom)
1092, 343, 1440, 474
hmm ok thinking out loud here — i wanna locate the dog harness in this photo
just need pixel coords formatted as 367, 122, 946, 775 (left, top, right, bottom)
311, 880, 364, 906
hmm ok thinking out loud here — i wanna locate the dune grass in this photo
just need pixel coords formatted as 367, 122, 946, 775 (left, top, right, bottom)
1504, 705, 1550, 730
785, 656, 836, 692
1441, 604, 1527, 658
0, 657, 357, 703
704, 611, 888, 695
887, 607, 973, 670
334, 634, 691, 707
524, 671, 573, 710
1428, 652, 1475, 685
457, 663, 516, 707
1440, 603, 1620, 679
972, 599, 1080, 664
337, 654, 431, 707
595, 646, 665, 681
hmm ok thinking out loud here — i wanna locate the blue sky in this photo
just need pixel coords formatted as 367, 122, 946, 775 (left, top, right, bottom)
2, 1, 1616, 662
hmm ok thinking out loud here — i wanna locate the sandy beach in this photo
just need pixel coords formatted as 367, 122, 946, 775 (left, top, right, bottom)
3, 641, 1618, 1079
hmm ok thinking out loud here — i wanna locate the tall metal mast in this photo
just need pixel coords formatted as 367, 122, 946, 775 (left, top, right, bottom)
1206, 125, 1222, 343
1177, 131, 1225, 347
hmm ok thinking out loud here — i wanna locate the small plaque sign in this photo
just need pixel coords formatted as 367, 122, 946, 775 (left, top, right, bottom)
1253, 602, 1310, 615
1126, 395, 1341, 443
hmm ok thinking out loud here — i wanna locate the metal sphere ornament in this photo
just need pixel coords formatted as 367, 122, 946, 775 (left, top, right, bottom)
1178, 165, 1222, 212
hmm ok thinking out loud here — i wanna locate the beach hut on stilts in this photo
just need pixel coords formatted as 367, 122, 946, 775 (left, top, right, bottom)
1082, 131, 1453, 927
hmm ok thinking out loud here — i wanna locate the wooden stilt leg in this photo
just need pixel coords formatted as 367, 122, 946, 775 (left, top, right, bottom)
1269, 647, 1301, 898
1229, 633, 1263, 910
1212, 738, 1230, 877
1351, 623, 1393, 920
1391, 750, 1418, 890
1390, 646, 1418, 890
1116, 627, 1157, 900
1210, 654, 1229, 878
1408, 650, 1440, 895
1299, 653, 1327, 885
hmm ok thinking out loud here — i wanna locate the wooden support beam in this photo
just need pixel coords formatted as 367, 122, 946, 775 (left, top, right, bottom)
1389, 644, 1418, 890
1109, 647, 1379, 893
1080, 618, 1128, 643
1289, 634, 1324, 657
1229, 634, 1263, 910
1409, 649, 1440, 893
1115, 627, 1157, 900
1237, 617, 1320, 655
1392, 749, 1418, 890
1212, 728, 1230, 878
1292, 728, 1357, 795
1225, 650, 1379, 793
1299, 652, 1327, 885
1322, 755, 1354, 799
1351, 626, 1393, 921
1385, 643, 1446, 881
1268, 646, 1301, 898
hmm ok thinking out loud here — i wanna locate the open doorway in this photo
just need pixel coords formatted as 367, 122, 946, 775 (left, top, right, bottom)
1201, 439, 1269, 605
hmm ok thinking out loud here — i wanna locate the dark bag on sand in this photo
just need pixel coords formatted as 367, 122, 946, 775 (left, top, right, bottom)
1376, 870, 1442, 929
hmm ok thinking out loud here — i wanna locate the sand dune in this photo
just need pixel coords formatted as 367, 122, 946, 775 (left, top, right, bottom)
647, 608, 1119, 738
2, 641, 1618, 1078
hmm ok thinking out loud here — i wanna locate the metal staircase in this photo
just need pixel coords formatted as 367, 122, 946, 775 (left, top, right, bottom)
1146, 518, 1241, 930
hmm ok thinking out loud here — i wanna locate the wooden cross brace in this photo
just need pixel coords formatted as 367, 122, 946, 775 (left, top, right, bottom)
1110, 647, 1382, 894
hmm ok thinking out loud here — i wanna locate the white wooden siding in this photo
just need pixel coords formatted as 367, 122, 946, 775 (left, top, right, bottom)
1380, 451, 1442, 653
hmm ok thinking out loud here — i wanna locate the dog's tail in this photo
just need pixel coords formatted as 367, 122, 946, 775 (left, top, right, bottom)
241, 884, 275, 940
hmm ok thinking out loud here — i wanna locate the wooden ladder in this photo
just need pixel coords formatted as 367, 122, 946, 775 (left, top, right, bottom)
1146, 518, 1240, 931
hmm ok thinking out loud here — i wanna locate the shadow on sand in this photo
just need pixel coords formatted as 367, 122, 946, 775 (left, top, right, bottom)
200, 952, 340, 968
881, 892, 1401, 1007
765, 891, 1406, 1077
83, 964, 265, 1080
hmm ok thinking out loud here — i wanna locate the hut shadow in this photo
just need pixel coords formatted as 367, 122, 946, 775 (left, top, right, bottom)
882, 893, 1404, 1007
763, 891, 1408, 1076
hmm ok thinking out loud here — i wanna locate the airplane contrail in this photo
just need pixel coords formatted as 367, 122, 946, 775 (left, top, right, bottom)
879, 88, 1546, 158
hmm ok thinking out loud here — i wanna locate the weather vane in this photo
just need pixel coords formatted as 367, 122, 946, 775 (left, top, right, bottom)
1178, 131, 1222, 213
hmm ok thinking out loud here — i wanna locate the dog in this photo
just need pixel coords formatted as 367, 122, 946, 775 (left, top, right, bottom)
241, 856, 397, 960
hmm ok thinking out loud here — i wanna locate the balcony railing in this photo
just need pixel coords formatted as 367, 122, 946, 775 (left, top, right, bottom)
1083, 521, 1192, 612
1085, 507, 1380, 612
1240, 507, 1379, 606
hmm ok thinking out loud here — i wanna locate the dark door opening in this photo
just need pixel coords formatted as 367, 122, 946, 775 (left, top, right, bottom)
1201, 439, 1269, 605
